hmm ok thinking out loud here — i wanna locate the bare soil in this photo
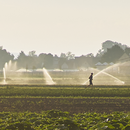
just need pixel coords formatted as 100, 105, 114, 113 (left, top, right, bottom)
0, 98, 130, 114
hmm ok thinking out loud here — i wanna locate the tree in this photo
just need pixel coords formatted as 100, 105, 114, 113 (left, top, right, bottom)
37, 53, 54, 69
96, 40, 128, 58
44, 53, 53, 68
28, 50, 36, 57
96, 49, 104, 57
85, 53, 94, 57
0, 46, 3, 50
100, 45, 124, 63
17, 51, 28, 69
60, 52, 75, 60
38, 53, 46, 68
60, 53, 67, 58
17, 51, 26, 59
32, 65, 36, 71
125, 47, 130, 56
102, 40, 115, 52
66, 52, 75, 60
0, 49, 14, 69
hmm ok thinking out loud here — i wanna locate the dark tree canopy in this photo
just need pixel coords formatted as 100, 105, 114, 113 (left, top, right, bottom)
100, 45, 124, 63
0, 49, 14, 68
17, 51, 27, 68
125, 47, 130, 56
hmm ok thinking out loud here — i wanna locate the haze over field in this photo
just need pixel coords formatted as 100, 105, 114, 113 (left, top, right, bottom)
0, 0, 130, 56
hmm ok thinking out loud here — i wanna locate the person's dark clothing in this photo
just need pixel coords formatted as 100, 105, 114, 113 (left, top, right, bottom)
89, 73, 93, 86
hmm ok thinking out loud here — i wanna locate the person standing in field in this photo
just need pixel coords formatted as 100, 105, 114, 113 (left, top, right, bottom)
88, 73, 93, 86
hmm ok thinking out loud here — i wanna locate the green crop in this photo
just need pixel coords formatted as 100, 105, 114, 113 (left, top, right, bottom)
0, 85, 130, 97
0, 110, 130, 130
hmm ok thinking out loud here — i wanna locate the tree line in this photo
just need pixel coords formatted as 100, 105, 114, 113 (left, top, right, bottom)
0, 40, 130, 70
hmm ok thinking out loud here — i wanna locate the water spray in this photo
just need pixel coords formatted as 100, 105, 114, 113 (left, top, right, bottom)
83, 63, 125, 85
43, 68, 55, 85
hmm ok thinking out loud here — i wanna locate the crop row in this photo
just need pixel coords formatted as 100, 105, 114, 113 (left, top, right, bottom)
0, 86, 130, 97
0, 98, 130, 114
0, 110, 130, 130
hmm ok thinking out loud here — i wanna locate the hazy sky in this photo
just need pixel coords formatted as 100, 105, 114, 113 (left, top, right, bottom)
0, 0, 130, 57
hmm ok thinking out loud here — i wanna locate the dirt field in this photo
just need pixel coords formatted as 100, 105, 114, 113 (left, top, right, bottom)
0, 98, 130, 114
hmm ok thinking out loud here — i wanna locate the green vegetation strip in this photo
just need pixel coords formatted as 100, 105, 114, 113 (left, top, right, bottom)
0, 86, 130, 97
0, 110, 130, 130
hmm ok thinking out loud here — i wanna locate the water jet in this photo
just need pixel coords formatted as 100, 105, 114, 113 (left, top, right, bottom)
83, 63, 125, 85
3, 68, 7, 84
43, 68, 55, 85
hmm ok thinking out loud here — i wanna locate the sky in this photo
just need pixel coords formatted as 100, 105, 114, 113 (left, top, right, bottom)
0, 0, 130, 57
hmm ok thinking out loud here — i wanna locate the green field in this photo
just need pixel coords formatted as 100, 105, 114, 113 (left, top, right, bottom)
0, 110, 130, 130
0, 85, 130, 97
0, 85, 130, 130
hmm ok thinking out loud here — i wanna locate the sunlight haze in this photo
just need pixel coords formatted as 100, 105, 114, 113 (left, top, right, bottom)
0, 0, 130, 56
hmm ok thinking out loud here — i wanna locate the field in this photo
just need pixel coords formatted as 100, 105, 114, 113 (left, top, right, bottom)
0, 85, 130, 129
